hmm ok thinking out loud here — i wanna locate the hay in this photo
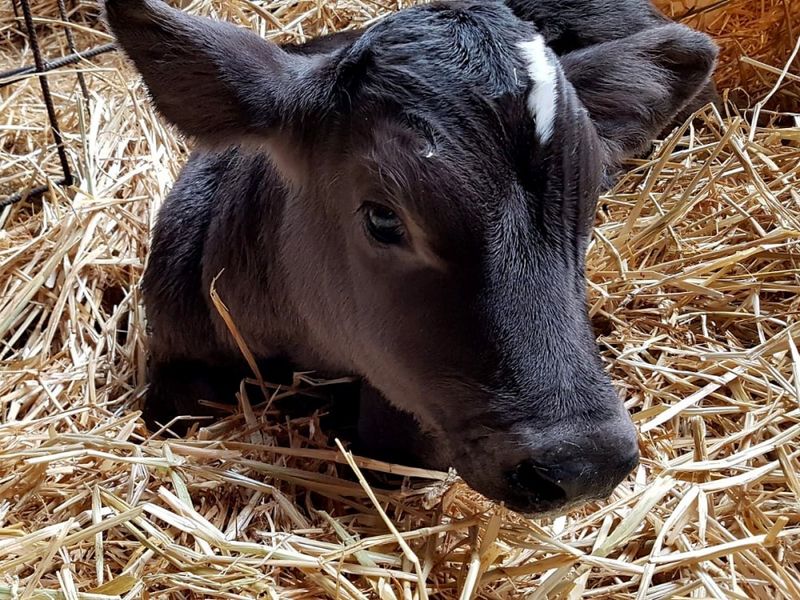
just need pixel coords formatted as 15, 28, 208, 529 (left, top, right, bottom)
1, 0, 799, 597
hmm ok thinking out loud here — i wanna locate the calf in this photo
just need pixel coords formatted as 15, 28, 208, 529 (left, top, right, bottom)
106, 0, 717, 514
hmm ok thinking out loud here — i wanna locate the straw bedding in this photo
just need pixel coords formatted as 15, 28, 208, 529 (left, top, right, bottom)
1, 0, 799, 597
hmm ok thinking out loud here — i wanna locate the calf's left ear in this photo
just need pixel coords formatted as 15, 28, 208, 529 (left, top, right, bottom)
560, 23, 718, 166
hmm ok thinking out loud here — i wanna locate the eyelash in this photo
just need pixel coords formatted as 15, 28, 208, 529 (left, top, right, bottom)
361, 202, 406, 245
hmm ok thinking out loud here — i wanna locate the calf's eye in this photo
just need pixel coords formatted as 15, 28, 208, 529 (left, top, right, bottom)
362, 202, 406, 245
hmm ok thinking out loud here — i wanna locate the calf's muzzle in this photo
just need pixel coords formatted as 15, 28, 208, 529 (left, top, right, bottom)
505, 419, 640, 511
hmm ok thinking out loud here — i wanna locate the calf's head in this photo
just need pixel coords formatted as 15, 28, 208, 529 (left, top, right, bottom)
107, 0, 716, 513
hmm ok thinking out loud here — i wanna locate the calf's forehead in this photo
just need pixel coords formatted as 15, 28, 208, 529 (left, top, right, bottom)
330, 3, 603, 231
353, 3, 533, 104
348, 3, 590, 156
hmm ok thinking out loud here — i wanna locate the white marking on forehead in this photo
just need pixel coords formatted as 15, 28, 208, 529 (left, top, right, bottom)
518, 35, 558, 144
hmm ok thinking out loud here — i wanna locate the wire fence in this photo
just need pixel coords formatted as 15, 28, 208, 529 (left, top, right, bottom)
0, 0, 115, 208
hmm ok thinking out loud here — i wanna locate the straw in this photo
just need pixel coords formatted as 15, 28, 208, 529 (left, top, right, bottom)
1, 0, 799, 597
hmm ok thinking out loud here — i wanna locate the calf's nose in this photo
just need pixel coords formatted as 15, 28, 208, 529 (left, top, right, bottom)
508, 421, 640, 506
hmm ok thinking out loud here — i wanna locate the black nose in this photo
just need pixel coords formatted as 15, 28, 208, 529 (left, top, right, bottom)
507, 460, 568, 504
507, 427, 640, 509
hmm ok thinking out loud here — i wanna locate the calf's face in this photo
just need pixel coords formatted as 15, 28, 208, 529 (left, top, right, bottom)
107, 0, 717, 513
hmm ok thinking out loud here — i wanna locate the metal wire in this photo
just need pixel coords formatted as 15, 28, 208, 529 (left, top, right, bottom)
0, 181, 67, 210
17, 0, 74, 189
0, 43, 116, 87
56, 0, 90, 104
1, 0, 118, 208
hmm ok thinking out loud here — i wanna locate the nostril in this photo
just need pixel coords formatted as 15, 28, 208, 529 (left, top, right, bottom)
507, 460, 567, 504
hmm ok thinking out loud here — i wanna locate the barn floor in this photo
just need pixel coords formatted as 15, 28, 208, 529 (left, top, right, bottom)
1, 0, 799, 598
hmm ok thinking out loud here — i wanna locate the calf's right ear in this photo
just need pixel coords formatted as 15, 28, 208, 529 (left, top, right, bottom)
104, 0, 338, 146
560, 23, 718, 166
